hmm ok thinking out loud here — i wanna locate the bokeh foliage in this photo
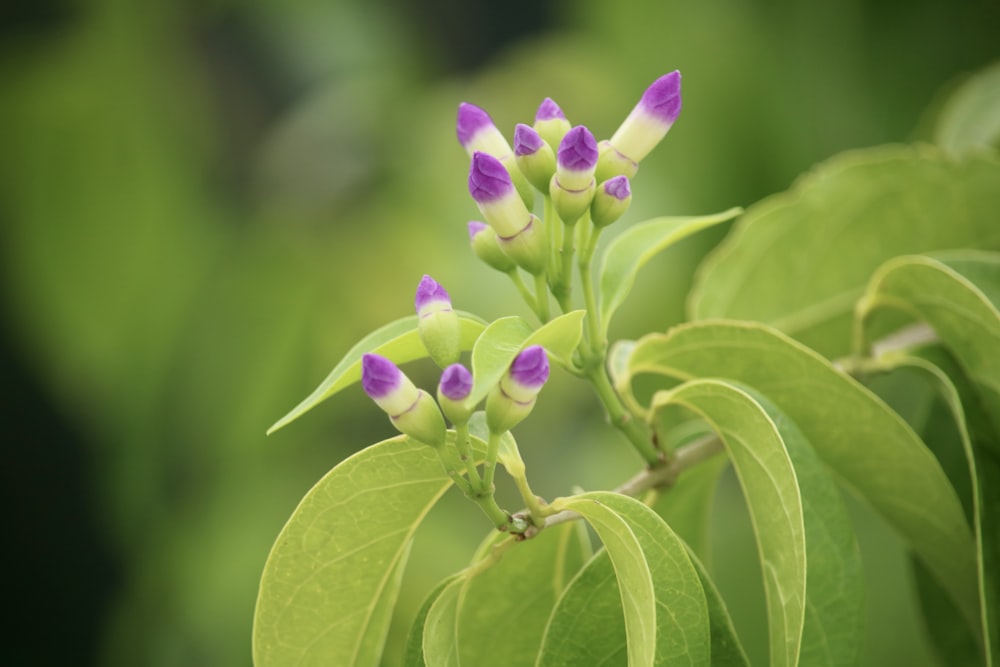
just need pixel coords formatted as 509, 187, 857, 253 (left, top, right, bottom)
1, 0, 998, 664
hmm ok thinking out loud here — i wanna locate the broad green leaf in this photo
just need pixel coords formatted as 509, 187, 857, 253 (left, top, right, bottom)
253, 433, 484, 666
466, 311, 585, 407
685, 548, 751, 667
625, 321, 979, 627
649, 381, 805, 667
423, 577, 465, 667
653, 380, 865, 665
545, 493, 658, 667
935, 60, 1000, 156
403, 575, 462, 667
540, 493, 710, 666
267, 312, 487, 434
866, 349, 997, 663
859, 252, 1000, 437
598, 208, 741, 337
456, 522, 591, 666
689, 146, 1000, 356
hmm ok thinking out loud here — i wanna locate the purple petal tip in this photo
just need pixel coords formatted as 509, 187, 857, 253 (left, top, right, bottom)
510, 345, 549, 389
535, 97, 566, 122
557, 126, 599, 171
362, 354, 401, 399
415, 274, 450, 313
467, 221, 489, 240
468, 152, 513, 202
640, 71, 682, 124
604, 175, 631, 200
456, 102, 494, 147
514, 124, 543, 157
439, 364, 473, 400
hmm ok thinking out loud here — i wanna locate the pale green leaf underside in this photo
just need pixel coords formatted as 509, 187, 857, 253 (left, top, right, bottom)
539, 493, 711, 667
457, 522, 591, 666
423, 577, 464, 667
625, 321, 979, 626
650, 381, 806, 667
685, 548, 751, 667
935, 60, 1000, 156
268, 312, 487, 434
547, 493, 658, 667
253, 433, 484, 666
598, 208, 741, 337
403, 575, 461, 667
873, 352, 996, 664
860, 252, 1000, 435
466, 310, 585, 407
689, 146, 1000, 348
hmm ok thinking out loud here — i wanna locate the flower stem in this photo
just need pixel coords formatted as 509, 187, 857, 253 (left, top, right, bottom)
507, 270, 537, 313
481, 430, 503, 492
534, 273, 550, 322
585, 362, 662, 465
452, 422, 483, 490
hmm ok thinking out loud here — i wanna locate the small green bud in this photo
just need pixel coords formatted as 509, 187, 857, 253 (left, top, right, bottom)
497, 215, 548, 276
362, 354, 447, 446
468, 221, 517, 273
485, 346, 549, 433
590, 176, 632, 228
533, 98, 572, 156
437, 363, 474, 425
594, 139, 639, 183
415, 275, 461, 367
513, 124, 557, 193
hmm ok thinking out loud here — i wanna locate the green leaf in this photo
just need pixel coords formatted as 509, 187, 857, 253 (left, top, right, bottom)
544, 493, 658, 667
267, 312, 487, 434
864, 349, 998, 663
253, 433, 484, 666
689, 146, 1000, 356
625, 321, 979, 628
652, 452, 728, 562
541, 492, 711, 667
685, 548, 751, 667
649, 381, 806, 667
465, 311, 585, 408
935, 60, 1000, 156
456, 522, 591, 666
403, 575, 462, 667
598, 208, 741, 337
423, 577, 465, 667
859, 252, 1000, 436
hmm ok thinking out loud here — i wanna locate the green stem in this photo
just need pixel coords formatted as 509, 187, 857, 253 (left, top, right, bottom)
586, 363, 662, 465
507, 270, 537, 313
534, 273, 550, 323
434, 445, 475, 495
545, 196, 562, 282
482, 430, 503, 492
472, 493, 512, 531
452, 422, 482, 490
578, 224, 604, 355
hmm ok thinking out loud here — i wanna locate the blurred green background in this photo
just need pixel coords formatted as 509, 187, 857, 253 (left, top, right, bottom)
1, 0, 997, 664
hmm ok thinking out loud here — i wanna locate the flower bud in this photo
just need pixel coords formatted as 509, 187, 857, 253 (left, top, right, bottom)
497, 215, 548, 276
469, 153, 547, 274
415, 275, 461, 367
533, 97, 572, 154
486, 346, 550, 433
513, 124, 556, 193
362, 354, 446, 446
590, 176, 632, 228
550, 126, 598, 224
597, 71, 682, 181
594, 140, 639, 183
468, 221, 516, 273
457, 102, 534, 209
437, 363, 475, 425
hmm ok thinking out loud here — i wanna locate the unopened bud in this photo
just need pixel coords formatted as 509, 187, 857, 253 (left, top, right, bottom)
590, 176, 632, 227
485, 346, 550, 433
415, 275, 461, 367
362, 354, 446, 446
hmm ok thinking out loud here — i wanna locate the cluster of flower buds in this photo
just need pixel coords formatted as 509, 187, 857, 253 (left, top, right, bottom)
361, 276, 551, 444
457, 72, 682, 276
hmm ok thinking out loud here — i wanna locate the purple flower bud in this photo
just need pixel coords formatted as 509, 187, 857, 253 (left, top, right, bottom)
456, 103, 494, 148
468, 151, 514, 203
510, 345, 549, 390
514, 124, 544, 157
639, 71, 682, 125
439, 364, 473, 401
557, 126, 599, 172
456, 102, 512, 158
606, 70, 683, 165
362, 353, 402, 400
535, 97, 567, 122
415, 274, 452, 316
604, 175, 631, 200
